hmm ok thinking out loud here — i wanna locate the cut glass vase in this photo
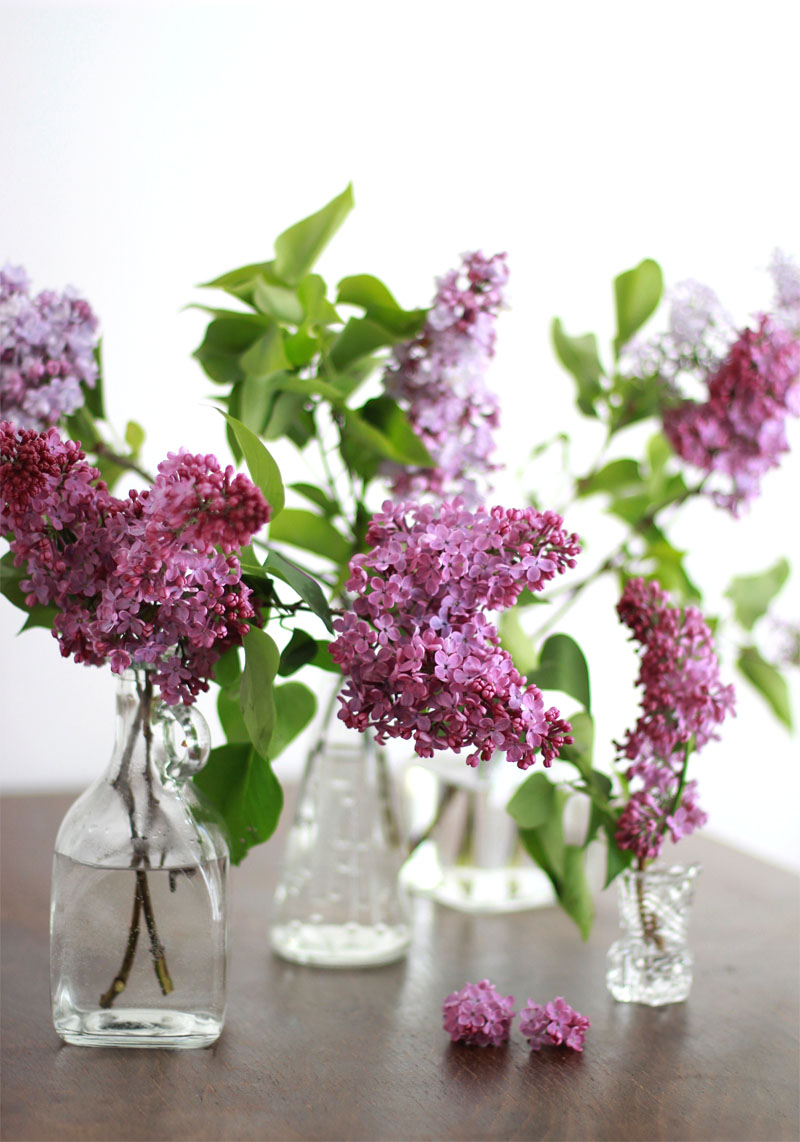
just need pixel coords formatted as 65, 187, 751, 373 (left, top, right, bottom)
606, 863, 700, 1006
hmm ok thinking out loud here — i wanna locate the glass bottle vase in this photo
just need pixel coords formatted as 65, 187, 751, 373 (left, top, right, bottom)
270, 734, 411, 968
606, 863, 700, 1006
50, 669, 229, 1048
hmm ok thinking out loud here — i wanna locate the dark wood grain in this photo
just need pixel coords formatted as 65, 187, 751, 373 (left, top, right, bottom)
2, 792, 798, 1142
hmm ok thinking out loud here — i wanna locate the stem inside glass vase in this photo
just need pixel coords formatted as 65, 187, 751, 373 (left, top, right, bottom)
101, 671, 173, 1007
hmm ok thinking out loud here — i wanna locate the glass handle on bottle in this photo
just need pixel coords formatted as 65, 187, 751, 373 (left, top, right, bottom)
160, 703, 211, 780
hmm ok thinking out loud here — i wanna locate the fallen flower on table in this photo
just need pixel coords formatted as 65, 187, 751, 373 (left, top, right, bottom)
442, 979, 515, 1046
519, 996, 590, 1052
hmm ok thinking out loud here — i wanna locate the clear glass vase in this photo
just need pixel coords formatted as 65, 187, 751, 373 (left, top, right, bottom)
50, 669, 229, 1048
606, 863, 700, 1006
400, 754, 556, 913
270, 734, 411, 967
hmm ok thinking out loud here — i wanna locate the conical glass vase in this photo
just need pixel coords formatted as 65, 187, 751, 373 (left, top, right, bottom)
50, 669, 229, 1048
270, 733, 411, 968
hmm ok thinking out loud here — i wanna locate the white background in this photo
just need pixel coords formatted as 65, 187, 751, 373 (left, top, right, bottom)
1, 1, 798, 869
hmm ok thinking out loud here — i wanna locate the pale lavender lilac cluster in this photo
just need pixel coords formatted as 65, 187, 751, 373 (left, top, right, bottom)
0, 266, 99, 431
614, 578, 735, 863
329, 499, 580, 769
0, 423, 270, 703
443, 982, 590, 1052
383, 251, 508, 507
518, 997, 591, 1053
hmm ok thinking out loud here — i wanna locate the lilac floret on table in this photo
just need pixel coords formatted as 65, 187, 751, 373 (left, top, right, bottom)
442, 979, 515, 1047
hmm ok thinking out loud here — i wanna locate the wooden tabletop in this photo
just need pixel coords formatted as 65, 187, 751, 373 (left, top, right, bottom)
1, 792, 798, 1142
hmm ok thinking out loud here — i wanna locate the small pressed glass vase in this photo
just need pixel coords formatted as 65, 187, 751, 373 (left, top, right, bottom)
50, 669, 229, 1048
606, 863, 700, 1006
270, 735, 411, 968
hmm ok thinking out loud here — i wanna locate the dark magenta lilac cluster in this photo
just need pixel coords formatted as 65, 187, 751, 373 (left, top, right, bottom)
329, 499, 580, 769
383, 251, 508, 507
613, 577, 735, 862
0, 423, 270, 704
443, 980, 590, 1052
0, 265, 99, 431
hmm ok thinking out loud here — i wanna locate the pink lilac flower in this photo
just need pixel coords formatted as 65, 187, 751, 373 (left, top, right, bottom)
443, 980, 515, 1047
329, 499, 580, 769
383, 251, 508, 507
613, 578, 733, 863
769, 249, 800, 334
0, 422, 270, 704
0, 266, 99, 430
519, 997, 590, 1052
663, 315, 800, 513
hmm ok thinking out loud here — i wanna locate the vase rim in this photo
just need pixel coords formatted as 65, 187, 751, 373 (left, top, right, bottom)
621, 862, 701, 883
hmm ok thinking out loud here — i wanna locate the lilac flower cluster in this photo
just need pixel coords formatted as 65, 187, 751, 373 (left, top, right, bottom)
518, 996, 591, 1053
442, 982, 590, 1052
663, 315, 800, 513
442, 980, 515, 1047
329, 499, 581, 769
0, 423, 270, 704
383, 251, 508, 507
614, 578, 735, 863
0, 265, 99, 431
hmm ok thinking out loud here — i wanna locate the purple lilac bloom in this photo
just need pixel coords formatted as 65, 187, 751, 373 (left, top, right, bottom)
329, 499, 580, 769
519, 997, 590, 1052
443, 980, 515, 1046
663, 315, 800, 514
769, 249, 800, 334
0, 266, 99, 430
383, 251, 508, 507
0, 423, 271, 704
613, 578, 734, 863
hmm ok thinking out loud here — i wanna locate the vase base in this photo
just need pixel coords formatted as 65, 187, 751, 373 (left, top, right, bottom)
606, 941, 694, 1006
401, 843, 555, 913
53, 1007, 223, 1048
271, 922, 411, 968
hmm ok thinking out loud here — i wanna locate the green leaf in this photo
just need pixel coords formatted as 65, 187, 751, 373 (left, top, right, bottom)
613, 258, 663, 356
336, 273, 400, 310
518, 788, 567, 884
193, 743, 283, 864
199, 262, 277, 306
240, 626, 281, 757
726, 559, 790, 632
193, 314, 270, 383
608, 373, 664, 434
238, 374, 276, 436
737, 646, 793, 729
561, 846, 595, 940
252, 279, 305, 325
604, 834, 634, 888
268, 681, 317, 760
552, 318, 605, 417
262, 548, 334, 632
212, 645, 241, 690
328, 316, 407, 373
558, 710, 595, 774
297, 274, 341, 327
273, 184, 355, 286
507, 771, 558, 830
497, 609, 539, 675
85, 339, 106, 419
357, 397, 433, 466
577, 458, 642, 498
278, 629, 319, 677
310, 641, 340, 673
529, 634, 591, 713
268, 508, 351, 566
20, 604, 59, 632
641, 537, 701, 602
217, 688, 250, 745
239, 325, 292, 377
289, 482, 338, 518
124, 420, 145, 454
221, 412, 285, 518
